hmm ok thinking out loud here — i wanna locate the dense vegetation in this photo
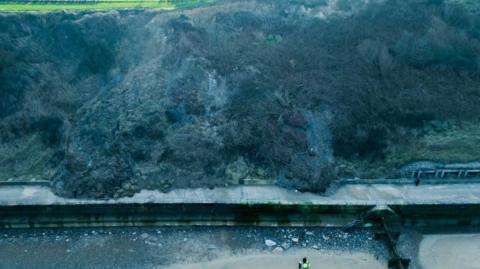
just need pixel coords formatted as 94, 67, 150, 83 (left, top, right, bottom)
0, 0, 479, 198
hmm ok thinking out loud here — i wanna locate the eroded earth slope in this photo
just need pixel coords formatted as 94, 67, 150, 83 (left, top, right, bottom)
1, 0, 480, 198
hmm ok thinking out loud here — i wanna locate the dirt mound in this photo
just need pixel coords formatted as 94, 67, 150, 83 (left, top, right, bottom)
1, 0, 480, 198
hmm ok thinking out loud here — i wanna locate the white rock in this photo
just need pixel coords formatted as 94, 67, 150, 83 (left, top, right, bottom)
291, 237, 299, 243
140, 233, 149, 239
272, 246, 284, 253
265, 239, 277, 247
144, 240, 157, 246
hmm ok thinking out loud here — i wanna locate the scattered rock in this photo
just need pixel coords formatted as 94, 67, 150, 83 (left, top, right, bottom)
255, 167, 267, 177
265, 239, 277, 247
226, 157, 250, 184
144, 240, 157, 246
272, 246, 284, 253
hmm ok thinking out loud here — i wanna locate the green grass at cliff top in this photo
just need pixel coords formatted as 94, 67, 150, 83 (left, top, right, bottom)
0, 0, 215, 11
338, 120, 480, 179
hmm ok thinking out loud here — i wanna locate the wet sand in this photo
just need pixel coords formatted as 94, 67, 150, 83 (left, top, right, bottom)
419, 234, 480, 269
168, 250, 386, 269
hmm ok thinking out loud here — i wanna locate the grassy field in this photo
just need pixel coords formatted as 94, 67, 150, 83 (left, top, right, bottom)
338, 120, 480, 179
0, 0, 216, 11
385, 121, 480, 164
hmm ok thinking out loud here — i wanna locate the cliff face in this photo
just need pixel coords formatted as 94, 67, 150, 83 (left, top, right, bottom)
1, 0, 480, 198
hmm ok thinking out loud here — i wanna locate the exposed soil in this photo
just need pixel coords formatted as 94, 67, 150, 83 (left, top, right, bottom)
1, 0, 480, 198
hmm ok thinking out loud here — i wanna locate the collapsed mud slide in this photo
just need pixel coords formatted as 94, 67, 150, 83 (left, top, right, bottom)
2, 0, 480, 198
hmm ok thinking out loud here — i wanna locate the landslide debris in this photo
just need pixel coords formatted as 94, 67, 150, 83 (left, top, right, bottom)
1, 0, 480, 198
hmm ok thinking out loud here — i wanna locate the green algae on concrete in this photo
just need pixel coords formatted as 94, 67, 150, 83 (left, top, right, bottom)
0, 203, 373, 229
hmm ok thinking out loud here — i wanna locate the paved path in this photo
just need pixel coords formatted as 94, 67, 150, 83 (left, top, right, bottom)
2, 183, 480, 206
